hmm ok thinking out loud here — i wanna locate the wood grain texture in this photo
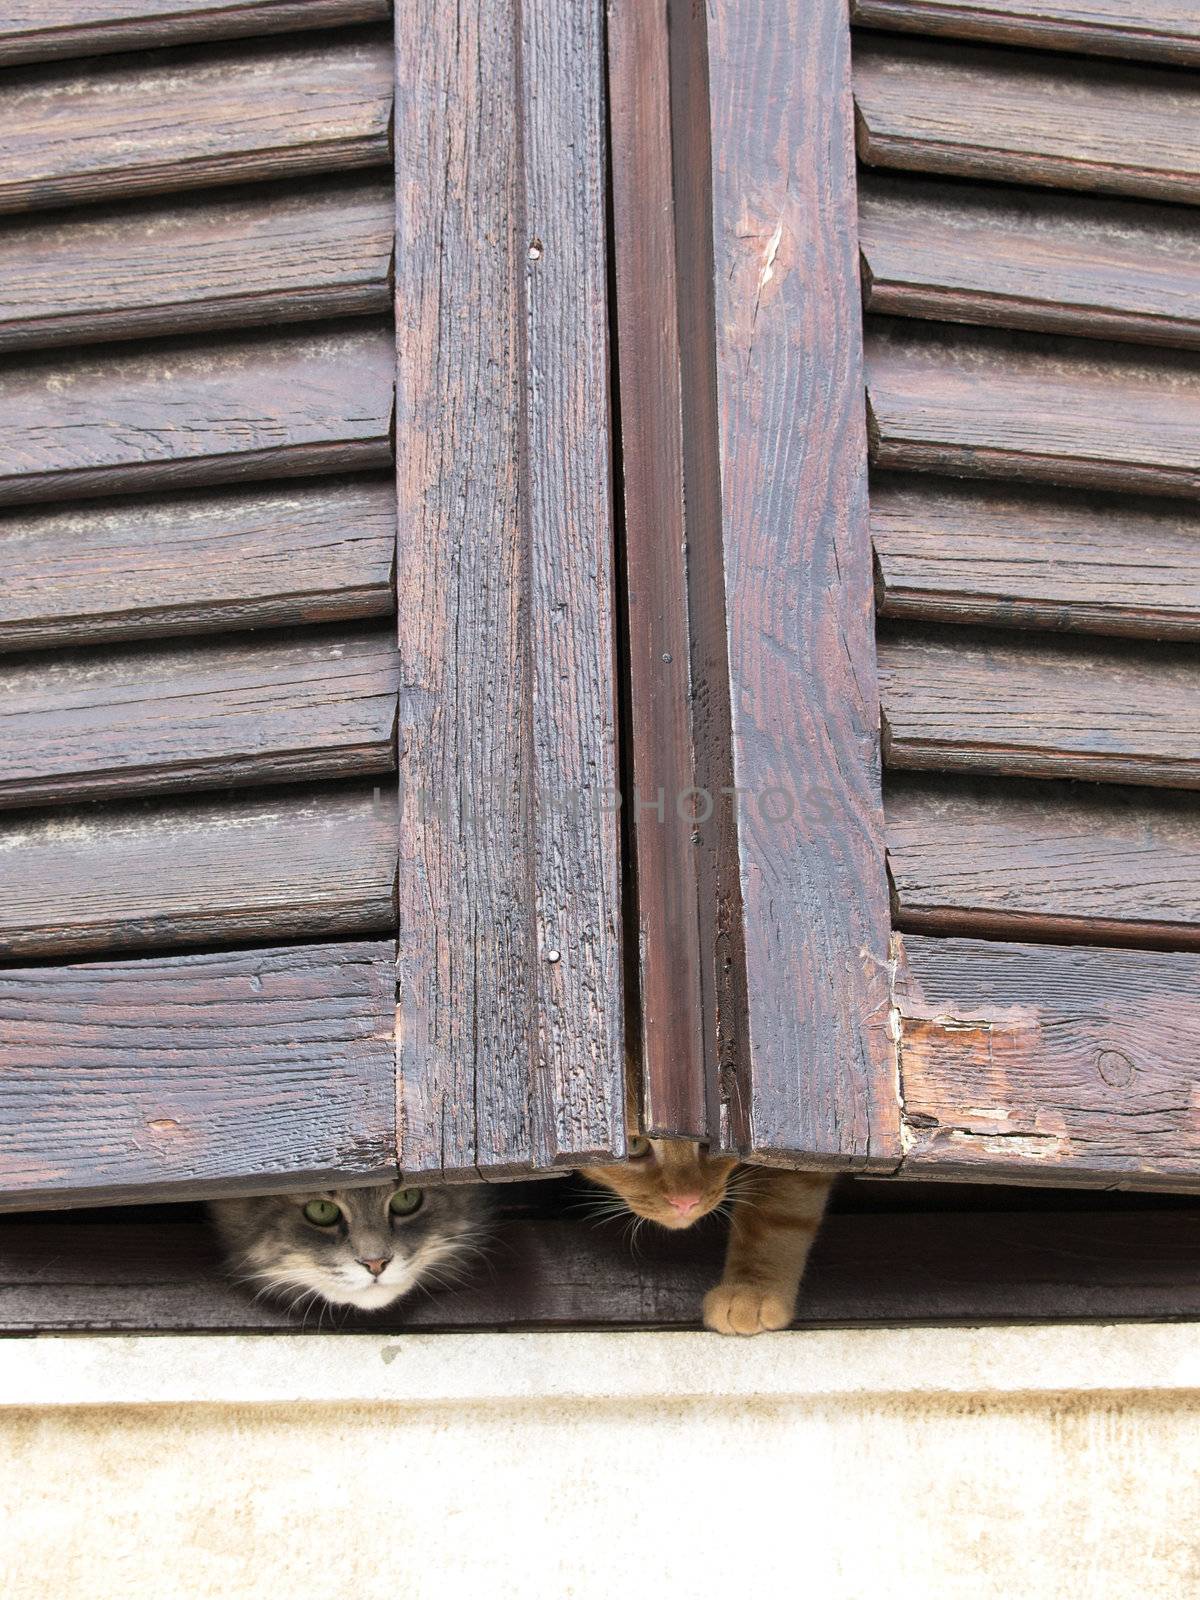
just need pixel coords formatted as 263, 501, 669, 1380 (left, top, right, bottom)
871, 474, 1200, 640
853, 35, 1200, 203
608, 0, 707, 1138
394, 0, 624, 1176
851, 0, 1200, 66
858, 176, 1200, 350
886, 775, 1200, 949
0, 175, 393, 353
693, 0, 898, 1166
0, 28, 392, 215
0, 782, 397, 960
865, 319, 1200, 498
0, 1, 391, 67
0, 624, 399, 808
896, 933, 1200, 1188
5, 1204, 1200, 1329
878, 627, 1200, 789
0, 321, 394, 506
0, 941, 396, 1209
0, 476, 394, 652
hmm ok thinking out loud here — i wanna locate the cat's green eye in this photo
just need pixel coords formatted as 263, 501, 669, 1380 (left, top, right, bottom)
303, 1199, 342, 1227
389, 1187, 423, 1217
627, 1135, 651, 1159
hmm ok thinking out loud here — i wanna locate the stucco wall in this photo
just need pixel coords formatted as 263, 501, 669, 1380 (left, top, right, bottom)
3, 1326, 1199, 1599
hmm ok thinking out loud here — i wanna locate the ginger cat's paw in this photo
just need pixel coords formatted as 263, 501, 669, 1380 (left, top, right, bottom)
703, 1281, 793, 1336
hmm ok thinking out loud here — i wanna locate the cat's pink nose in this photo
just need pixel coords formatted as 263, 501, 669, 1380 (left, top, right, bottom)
359, 1257, 390, 1278
666, 1193, 701, 1216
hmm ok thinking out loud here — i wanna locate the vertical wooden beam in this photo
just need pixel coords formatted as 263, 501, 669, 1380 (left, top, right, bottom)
394, 0, 624, 1175
607, 0, 708, 1138
668, 0, 900, 1166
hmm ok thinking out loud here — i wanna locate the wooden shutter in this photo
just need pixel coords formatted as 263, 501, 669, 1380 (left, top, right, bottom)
0, 1, 625, 1207
610, 0, 896, 1166
609, 0, 1200, 1187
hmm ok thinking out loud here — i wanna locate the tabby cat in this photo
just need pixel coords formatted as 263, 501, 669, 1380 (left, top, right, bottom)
210, 1182, 490, 1316
580, 1139, 831, 1335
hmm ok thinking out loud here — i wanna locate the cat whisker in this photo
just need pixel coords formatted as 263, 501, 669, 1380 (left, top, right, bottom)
566, 1203, 634, 1223
300, 1288, 323, 1322
619, 1214, 645, 1260
449, 1239, 494, 1265
723, 1176, 759, 1199
281, 1286, 311, 1322
418, 1268, 468, 1298
239, 1271, 304, 1310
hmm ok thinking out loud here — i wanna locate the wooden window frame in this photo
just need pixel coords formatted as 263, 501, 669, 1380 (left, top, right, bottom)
5, 1188, 1200, 1331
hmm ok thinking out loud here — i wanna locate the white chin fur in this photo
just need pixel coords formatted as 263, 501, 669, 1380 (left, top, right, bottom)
335, 1281, 407, 1310
320, 1266, 422, 1310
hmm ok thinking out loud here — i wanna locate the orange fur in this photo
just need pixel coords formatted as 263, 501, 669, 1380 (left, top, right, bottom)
580, 1139, 831, 1335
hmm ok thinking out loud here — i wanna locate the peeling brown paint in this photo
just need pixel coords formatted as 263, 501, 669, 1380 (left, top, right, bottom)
893, 934, 1200, 1188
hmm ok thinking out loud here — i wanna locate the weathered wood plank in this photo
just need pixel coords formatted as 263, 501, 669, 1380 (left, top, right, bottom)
0, 782, 397, 960
0, 941, 396, 1209
607, 0, 707, 1139
0, 29, 392, 214
886, 775, 1200, 949
0, 476, 394, 652
688, 0, 898, 1166
0, 1, 391, 67
871, 475, 1200, 640
0, 322, 394, 505
0, 175, 393, 353
520, 0, 624, 1170
851, 0, 1200, 66
878, 628, 1200, 789
4, 1204, 1200, 1329
895, 934, 1200, 1188
0, 624, 399, 808
865, 320, 1200, 498
858, 177, 1200, 350
853, 35, 1200, 203
394, 0, 624, 1176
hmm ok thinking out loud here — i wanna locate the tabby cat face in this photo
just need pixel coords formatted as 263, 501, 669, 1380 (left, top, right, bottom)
580, 1138, 739, 1230
209, 1182, 489, 1313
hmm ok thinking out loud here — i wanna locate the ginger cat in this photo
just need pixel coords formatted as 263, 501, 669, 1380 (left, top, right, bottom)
580, 1138, 831, 1335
